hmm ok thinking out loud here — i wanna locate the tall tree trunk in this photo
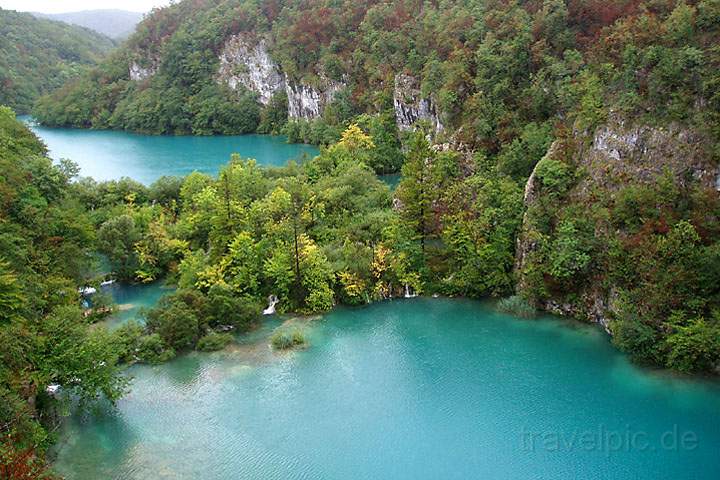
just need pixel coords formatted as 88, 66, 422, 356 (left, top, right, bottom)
293, 215, 301, 286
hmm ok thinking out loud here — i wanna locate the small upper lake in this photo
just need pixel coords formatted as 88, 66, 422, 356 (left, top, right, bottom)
101, 281, 174, 330
20, 117, 319, 184
53, 298, 720, 480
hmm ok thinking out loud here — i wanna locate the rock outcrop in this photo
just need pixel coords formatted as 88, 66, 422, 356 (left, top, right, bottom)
579, 120, 717, 192
217, 35, 284, 105
129, 60, 156, 81
393, 73, 443, 134
285, 74, 344, 120
216, 34, 345, 118
515, 118, 719, 332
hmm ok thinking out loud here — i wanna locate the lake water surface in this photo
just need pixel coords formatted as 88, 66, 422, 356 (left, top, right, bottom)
20, 117, 319, 184
53, 298, 720, 480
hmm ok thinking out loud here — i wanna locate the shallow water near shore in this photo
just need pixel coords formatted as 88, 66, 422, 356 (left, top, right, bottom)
101, 282, 174, 330
53, 298, 720, 479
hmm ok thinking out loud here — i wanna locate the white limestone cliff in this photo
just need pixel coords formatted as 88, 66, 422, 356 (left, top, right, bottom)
285, 74, 344, 120
217, 35, 285, 105
129, 60, 157, 81
393, 73, 443, 134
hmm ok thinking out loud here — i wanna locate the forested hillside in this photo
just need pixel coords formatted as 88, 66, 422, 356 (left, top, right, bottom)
0, 107, 127, 476
31, 9, 144, 40
30, 0, 720, 374
34, 0, 720, 150
0, 8, 115, 114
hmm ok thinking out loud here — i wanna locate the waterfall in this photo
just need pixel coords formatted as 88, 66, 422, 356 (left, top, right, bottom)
263, 295, 279, 315
78, 286, 97, 295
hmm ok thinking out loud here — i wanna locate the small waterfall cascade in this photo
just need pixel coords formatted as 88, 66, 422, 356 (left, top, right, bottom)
263, 295, 279, 315
404, 284, 418, 298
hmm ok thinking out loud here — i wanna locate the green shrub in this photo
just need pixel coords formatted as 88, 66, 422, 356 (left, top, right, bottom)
197, 332, 234, 352
257, 91, 289, 135
548, 220, 593, 280
534, 157, 574, 196
270, 328, 306, 350
497, 296, 536, 319
113, 320, 145, 363
665, 313, 720, 373
85, 289, 116, 322
497, 122, 554, 179
136, 333, 176, 364
144, 291, 203, 351
610, 311, 663, 366
206, 285, 261, 332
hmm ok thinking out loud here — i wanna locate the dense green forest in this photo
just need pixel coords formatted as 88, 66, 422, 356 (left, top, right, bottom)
4, 0, 720, 475
0, 107, 126, 477
33, 0, 720, 151
0, 9, 116, 114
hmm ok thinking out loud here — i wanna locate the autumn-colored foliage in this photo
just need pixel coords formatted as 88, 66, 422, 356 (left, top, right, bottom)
0, 437, 53, 480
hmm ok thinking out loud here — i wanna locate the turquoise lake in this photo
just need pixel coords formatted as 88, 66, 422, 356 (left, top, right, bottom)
20, 117, 319, 184
53, 298, 720, 480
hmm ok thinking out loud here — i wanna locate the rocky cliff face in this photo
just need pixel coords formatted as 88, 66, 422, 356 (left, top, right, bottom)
129, 60, 157, 81
515, 119, 720, 331
216, 35, 284, 105
393, 73, 443, 134
576, 120, 718, 193
136, 36, 444, 128
215, 32, 344, 119
285, 74, 344, 120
